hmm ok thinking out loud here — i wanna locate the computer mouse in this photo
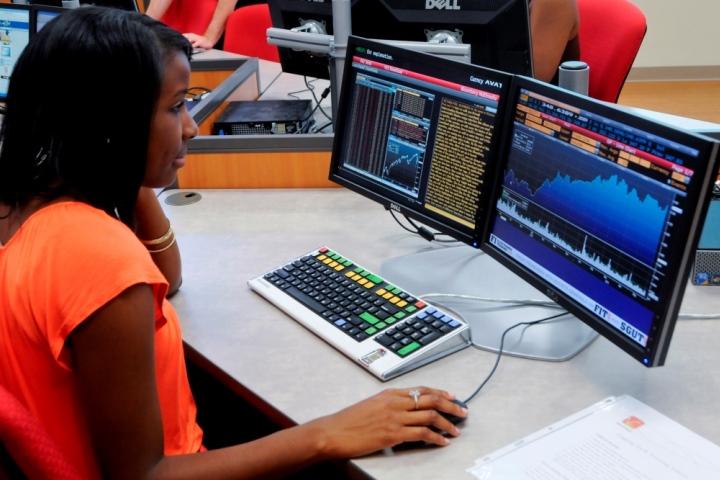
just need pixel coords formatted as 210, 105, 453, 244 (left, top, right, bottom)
440, 399, 468, 425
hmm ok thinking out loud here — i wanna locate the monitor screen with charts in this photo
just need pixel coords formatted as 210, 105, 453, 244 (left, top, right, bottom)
0, 5, 31, 100
484, 76, 720, 367
329, 35, 512, 246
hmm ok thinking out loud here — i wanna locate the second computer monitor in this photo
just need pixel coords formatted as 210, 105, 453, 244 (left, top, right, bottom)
0, 4, 31, 100
483, 76, 720, 367
269, 0, 532, 80
330, 35, 512, 245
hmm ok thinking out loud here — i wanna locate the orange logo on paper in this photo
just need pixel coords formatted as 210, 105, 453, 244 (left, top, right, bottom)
622, 416, 645, 430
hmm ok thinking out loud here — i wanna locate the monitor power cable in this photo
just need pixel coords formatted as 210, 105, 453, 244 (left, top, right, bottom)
386, 207, 459, 244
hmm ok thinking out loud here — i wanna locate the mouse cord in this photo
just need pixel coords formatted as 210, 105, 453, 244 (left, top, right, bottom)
462, 311, 570, 404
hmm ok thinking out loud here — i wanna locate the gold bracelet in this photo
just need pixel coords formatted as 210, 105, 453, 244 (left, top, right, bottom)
147, 236, 177, 254
140, 222, 173, 246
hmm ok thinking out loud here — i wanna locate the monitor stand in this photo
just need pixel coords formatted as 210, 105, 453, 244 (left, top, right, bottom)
380, 244, 598, 361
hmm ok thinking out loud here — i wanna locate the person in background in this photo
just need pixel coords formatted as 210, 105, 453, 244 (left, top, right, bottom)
530, 0, 581, 83
146, 0, 237, 50
0, 7, 467, 479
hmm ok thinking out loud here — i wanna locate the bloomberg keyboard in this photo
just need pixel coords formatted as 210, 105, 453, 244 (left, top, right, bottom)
248, 247, 471, 380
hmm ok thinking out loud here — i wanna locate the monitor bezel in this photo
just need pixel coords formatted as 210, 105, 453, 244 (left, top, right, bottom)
30, 4, 66, 34
329, 35, 513, 247
481, 75, 720, 367
0, 3, 32, 101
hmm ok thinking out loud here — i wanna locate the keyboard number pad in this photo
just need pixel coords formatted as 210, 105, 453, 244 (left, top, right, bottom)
373, 308, 462, 357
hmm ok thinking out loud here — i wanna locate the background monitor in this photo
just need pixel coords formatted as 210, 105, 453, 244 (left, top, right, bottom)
483, 76, 720, 367
269, 0, 532, 80
31, 5, 64, 33
0, 4, 31, 100
329, 35, 512, 246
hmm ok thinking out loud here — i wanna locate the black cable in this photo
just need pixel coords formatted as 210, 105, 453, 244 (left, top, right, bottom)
403, 213, 460, 244
304, 76, 333, 122
313, 121, 333, 133
299, 87, 331, 133
388, 208, 421, 235
463, 311, 570, 404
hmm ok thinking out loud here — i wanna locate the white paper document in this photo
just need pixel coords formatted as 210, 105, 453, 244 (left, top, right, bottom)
468, 395, 720, 479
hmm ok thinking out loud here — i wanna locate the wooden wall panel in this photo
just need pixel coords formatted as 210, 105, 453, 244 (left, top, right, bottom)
177, 151, 339, 189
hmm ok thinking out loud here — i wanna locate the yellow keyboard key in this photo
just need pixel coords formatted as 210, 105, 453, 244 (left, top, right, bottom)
345, 271, 355, 277
329, 261, 338, 268
358, 278, 368, 285
376, 288, 387, 296
389, 296, 400, 304
383, 292, 393, 300
397, 300, 408, 308
317, 255, 327, 261
365, 282, 375, 288
334, 265, 344, 271
352, 274, 362, 281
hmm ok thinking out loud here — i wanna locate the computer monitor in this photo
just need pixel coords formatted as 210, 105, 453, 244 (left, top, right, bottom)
269, 0, 532, 80
483, 76, 720, 367
329, 35, 512, 246
31, 5, 64, 33
0, 4, 31, 101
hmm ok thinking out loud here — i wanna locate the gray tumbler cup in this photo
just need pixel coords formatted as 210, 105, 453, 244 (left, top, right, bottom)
558, 60, 590, 96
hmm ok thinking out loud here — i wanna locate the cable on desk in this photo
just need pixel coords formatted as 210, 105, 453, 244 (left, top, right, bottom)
678, 312, 720, 319
312, 121, 333, 133
420, 293, 562, 309
462, 311, 570, 404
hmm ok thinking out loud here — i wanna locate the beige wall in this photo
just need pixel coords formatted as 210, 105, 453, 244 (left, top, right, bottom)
630, 0, 720, 68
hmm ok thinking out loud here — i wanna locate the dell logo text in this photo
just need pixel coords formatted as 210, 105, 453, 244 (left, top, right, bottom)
426, 0, 460, 10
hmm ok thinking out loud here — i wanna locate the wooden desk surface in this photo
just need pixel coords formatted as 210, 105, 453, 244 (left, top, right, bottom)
163, 188, 720, 480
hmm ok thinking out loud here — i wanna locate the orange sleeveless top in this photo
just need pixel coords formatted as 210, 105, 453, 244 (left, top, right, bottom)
0, 202, 203, 479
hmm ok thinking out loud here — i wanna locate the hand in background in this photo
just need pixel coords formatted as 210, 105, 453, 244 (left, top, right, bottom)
309, 387, 468, 459
183, 33, 214, 50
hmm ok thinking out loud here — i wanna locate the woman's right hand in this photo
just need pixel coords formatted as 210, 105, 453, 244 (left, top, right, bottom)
307, 386, 468, 459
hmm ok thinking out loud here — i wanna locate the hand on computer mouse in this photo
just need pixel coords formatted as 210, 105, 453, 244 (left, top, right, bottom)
306, 386, 468, 458
440, 399, 469, 426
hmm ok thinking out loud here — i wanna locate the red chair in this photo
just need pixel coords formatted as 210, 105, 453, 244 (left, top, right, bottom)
577, 0, 647, 103
0, 385, 81, 480
223, 4, 280, 62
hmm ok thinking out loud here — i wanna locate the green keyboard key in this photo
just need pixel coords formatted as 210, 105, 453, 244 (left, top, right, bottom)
367, 274, 383, 284
398, 342, 421, 357
365, 327, 378, 335
406, 305, 417, 313
392, 287, 402, 295
394, 311, 406, 320
375, 321, 387, 330
360, 312, 380, 325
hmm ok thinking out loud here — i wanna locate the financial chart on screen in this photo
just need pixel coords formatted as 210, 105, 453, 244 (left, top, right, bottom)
332, 39, 511, 244
487, 85, 712, 364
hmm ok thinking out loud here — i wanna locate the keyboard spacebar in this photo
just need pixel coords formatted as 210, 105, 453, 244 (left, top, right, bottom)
284, 286, 326, 314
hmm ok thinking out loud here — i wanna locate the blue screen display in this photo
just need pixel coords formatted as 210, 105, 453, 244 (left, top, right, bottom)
489, 87, 702, 353
0, 7, 31, 99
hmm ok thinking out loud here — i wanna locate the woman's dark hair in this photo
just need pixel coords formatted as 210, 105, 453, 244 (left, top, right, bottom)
0, 7, 191, 227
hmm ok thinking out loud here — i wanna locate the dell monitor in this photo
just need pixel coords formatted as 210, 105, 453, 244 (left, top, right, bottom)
0, 4, 31, 101
329, 35, 512, 246
484, 76, 720, 366
269, 0, 532, 80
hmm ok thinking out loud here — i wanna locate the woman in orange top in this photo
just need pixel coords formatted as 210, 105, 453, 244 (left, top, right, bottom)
0, 7, 466, 479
